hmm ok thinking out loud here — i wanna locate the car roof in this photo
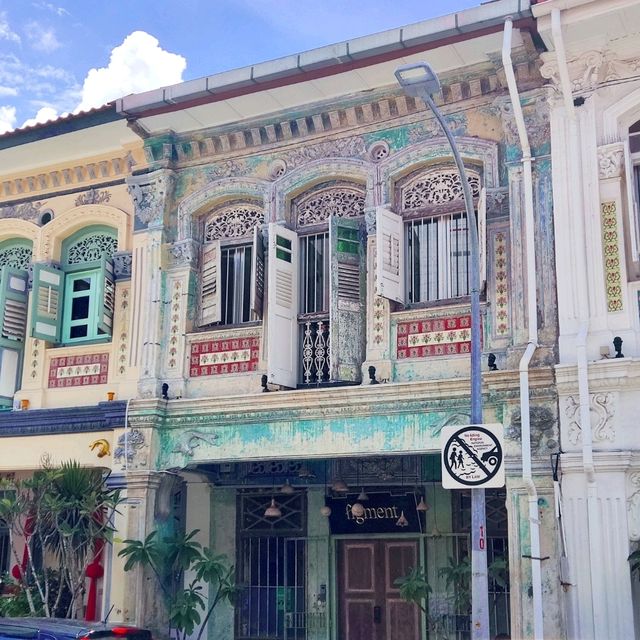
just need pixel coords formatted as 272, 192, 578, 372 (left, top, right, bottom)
0, 619, 104, 639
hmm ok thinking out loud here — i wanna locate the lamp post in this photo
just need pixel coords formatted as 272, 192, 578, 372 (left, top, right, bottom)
395, 62, 489, 639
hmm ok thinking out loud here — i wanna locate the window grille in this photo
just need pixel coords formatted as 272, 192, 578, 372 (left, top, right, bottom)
300, 319, 330, 384
221, 244, 253, 324
66, 233, 117, 264
406, 212, 470, 303
0, 245, 32, 271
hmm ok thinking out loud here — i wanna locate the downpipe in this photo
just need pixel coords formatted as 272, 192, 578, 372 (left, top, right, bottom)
503, 18, 544, 640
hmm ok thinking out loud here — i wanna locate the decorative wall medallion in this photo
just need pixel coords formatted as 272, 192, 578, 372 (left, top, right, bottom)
75, 189, 111, 206
48, 353, 109, 388
172, 430, 220, 457
368, 140, 390, 162
268, 159, 287, 180
204, 204, 263, 240
127, 170, 174, 228
600, 201, 623, 312
396, 314, 478, 359
597, 145, 624, 179
0, 244, 32, 270
113, 429, 146, 467
189, 336, 260, 377
294, 184, 365, 227
564, 392, 616, 445
400, 169, 480, 210
507, 406, 557, 450
493, 231, 509, 336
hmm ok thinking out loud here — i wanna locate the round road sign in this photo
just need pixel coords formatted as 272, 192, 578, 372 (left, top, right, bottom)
441, 425, 504, 489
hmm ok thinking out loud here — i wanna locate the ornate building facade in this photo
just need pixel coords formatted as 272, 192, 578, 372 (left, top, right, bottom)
3, 0, 638, 638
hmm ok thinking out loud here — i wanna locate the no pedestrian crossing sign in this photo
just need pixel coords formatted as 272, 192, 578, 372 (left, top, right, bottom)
441, 424, 505, 489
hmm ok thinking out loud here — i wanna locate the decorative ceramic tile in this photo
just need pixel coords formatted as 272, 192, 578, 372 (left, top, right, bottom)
190, 336, 260, 377
493, 231, 509, 335
397, 314, 480, 358
48, 353, 109, 388
601, 201, 623, 312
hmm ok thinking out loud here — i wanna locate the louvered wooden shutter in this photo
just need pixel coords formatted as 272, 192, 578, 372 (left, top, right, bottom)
251, 226, 265, 319
478, 187, 487, 292
0, 267, 29, 344
267, 223, 298, 388
199, 240, 221, 326
96, 255, 115, 336
31, 263, 64, 342
375, 206, 405, 303
329, 216, 365, 382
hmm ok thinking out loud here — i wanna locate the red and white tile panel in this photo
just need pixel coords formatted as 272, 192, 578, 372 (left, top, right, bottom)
190, 336, 260, 377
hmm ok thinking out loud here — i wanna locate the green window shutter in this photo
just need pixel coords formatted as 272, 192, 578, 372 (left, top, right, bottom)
95, 255, 115, 336
31, 263, 64, 342
250, 226, 265, 319
329, 216, 365, 382
0, 267, 29, 347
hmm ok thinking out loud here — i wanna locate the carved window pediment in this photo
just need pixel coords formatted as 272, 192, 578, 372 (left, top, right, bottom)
66, 233, 117, 265
293, 183, 365, 228
400, 168, 480, 211
204, 203, 263, 241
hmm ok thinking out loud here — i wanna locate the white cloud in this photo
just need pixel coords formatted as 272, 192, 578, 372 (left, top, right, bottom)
0, 105, 17, 134
21, 105, 58, 128
25, 21, 61, 53
75, 31, 186, 112
0, 86, 18, 97
0, 11, 21, 44
32, 2, 71, 17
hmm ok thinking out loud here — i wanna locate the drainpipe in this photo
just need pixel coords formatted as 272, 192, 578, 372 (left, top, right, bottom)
551, 8, 604, 638
502, 18, 544, 640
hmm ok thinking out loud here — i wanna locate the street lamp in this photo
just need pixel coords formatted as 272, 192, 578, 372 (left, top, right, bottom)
395, 62, 489, 640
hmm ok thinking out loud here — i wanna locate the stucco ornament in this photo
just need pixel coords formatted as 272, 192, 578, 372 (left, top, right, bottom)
294, 186, 365, 227
628, 472, 640, 541
565, 392, 616, 445
168, 239, 198, 268
283, 136, 367, 168
0, 201, 44, 221
113, 429, 147, 468
508, 406, 557, 450
597, 144, 625, 179
172, 430, 220, 457
127, 169, 175, 228
0, 245, 32, 270
204, 204, 263, 240
75, 189, 111, 206
113, 251, 133, 279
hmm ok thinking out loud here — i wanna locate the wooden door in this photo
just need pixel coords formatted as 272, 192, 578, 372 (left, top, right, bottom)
338, 539, 421, 640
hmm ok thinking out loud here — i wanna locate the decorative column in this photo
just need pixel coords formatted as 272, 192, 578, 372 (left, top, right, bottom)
127, 169, 175, 399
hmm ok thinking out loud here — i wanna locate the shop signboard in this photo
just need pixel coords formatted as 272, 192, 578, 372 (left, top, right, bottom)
326, 492, 422, 534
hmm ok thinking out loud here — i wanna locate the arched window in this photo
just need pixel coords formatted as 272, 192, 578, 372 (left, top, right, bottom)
31, 225, 117, 345
376, 166, 485, 305
199, 201, 264, 327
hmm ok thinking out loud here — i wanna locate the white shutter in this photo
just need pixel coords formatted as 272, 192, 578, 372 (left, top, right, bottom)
250, 226, 265, 319
31, 263, 64, 342
0, 347, 21, 407
96, 255, 115, 336
478, 187, 487, 292
375, 206, 405, 303
199, 240, 221, 326
267, 223, 298, 388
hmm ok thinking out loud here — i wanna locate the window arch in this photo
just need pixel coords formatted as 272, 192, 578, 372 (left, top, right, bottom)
61, 226, 118, 266
292, 181, 366, 229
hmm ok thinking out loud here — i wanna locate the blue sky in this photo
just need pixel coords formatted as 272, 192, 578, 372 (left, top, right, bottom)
0, 0, 480, 133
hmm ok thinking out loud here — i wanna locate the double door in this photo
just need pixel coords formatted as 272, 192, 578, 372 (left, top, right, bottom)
338, 539, 421, 640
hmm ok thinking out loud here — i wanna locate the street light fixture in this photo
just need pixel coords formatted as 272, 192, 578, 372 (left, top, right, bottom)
395, 61, 489, 640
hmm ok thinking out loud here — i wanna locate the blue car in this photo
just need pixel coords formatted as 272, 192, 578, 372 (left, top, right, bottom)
0, 619, 152, 640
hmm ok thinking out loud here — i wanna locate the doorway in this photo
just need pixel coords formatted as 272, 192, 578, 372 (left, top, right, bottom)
337, 538, 421, 640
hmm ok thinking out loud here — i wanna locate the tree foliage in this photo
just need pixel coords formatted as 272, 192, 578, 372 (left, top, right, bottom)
0, 459, 121, 618
119, 529, 237, 640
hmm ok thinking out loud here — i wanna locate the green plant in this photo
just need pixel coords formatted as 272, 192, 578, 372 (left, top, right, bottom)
119, 529, 237, 640
439, 556, 471, 613
0, 460, 122, 618
394, 566, 431, 613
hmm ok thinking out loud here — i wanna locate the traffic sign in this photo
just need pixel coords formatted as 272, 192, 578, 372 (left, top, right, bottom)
441, 424, 505, 489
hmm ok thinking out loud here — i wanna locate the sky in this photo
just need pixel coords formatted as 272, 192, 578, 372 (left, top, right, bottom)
0, 0, 481, 134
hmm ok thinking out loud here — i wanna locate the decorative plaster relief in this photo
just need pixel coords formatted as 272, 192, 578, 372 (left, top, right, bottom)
168, 239, 198, 268
127, 170, 175, 228
0, 201, 45, 222
507, 406, 557, 450
600, 201, 623, 312
114, 429, 147, 468
75, 189, 111, 207
283, 136, 367, 169
204, 204, 263, 240
294, 185, 365, 227
396, 314, 476, 359
48, 353, 109, 388
564, 392, 616, 445
189, 335, 260, 377
172, 430, 220, 457
628, 471, 640, 541
167, 280, 184, 371
401, 169, 480, 209
598, 144, 625, 179
113, 251, 133, 279
116, 287, 130, 376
